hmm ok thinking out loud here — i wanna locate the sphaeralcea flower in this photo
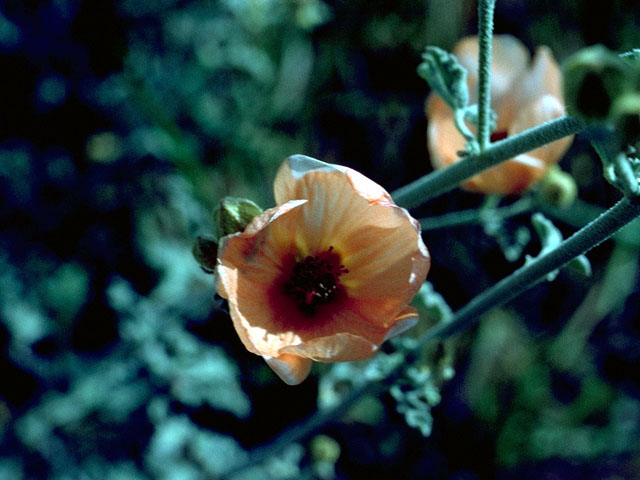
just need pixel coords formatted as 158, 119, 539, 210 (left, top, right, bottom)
427, 35, 574, 194
215, 155, 430, 385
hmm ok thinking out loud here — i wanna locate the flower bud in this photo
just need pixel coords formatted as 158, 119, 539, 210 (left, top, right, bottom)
537, 166, 578, 209
310, 435, 341, 464
611, 92, 640, 147
563, 45, 634, 124
213, 196, 263, 239
192, 235, 218, 274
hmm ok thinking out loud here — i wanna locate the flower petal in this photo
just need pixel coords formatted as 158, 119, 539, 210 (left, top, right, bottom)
498, 46, 564, 129
340, 206, 430, 326
453, 35, 530, 105
274, 155, 392, 206
263, 353, 312, 385
508, 94, 573, 167
515, 46, 563, 111
275, 168, 396, 257
342, 167, 394, 206
274, 155, 340, 204
427, 39, 570, 195
464, 155, 547, 195
425, 92, 452, 121
427, 107, 466, 170
279, 331, 380, 362
382, 306, 420, 342
426, 102, 548, 195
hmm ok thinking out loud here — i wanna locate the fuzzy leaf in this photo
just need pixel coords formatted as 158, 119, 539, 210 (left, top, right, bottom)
526, 213, 591, 281
418, 46, 469, 112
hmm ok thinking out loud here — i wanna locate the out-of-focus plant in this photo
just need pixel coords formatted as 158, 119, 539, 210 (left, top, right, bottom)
92, 0, 331, 208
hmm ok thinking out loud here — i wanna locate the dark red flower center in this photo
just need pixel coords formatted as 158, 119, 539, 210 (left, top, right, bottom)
490, 130, 508, 142
283, 246, 348, 315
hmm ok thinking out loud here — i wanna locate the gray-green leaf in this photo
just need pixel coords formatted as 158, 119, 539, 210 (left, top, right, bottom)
418, 46, 469, 112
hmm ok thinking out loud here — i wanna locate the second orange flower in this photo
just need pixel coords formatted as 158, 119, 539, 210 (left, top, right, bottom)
427, 35, 574, 195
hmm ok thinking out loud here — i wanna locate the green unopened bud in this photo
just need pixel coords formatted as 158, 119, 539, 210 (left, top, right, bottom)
192, 235, 218, 274
611, 92, 640, 147
563, 45, 634, 124
537, 166, 578, 209
213, 197, 263, 239
310, 435, 341, 464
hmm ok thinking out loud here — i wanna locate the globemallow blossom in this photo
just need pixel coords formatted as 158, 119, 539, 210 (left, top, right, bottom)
215, 155, 430, 385
427, 35, 574, 194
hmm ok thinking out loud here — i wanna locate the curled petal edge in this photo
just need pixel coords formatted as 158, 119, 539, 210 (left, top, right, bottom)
274, 154, 393, 206
280, 332, 380, 363
383, 306, 420, 342
278, 305, 421, 363
263, 354, 313, 386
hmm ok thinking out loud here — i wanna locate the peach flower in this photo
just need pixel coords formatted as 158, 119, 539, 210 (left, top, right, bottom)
215, 155, 430, 385
427, 35, 573, 194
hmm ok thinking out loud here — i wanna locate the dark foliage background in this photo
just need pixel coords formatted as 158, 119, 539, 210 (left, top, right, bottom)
1, 0, 640, 478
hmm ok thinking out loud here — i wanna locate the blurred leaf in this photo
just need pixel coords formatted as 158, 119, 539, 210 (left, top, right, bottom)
110, 279, 251, 418
390, 366, 446, 437
525, 212, 591, 281
411, 281, 453, 324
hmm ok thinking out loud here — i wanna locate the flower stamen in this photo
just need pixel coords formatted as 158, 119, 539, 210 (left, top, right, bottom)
284, 246, 348, 315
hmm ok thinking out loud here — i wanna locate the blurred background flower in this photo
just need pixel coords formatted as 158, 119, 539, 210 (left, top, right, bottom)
2, 0, 640, 478
426, 35, 573, 194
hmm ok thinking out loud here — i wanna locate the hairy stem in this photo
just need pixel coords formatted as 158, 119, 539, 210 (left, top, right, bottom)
415, 195, 640, 347
392, 115, 585, 209
477, 0, 496, 150
419, 196, 534, 231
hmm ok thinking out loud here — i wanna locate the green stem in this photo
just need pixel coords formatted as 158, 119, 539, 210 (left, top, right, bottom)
454, 109, 477, 144
392, 115, 585, 209
221, 195, 640, 478
419, 196, 534, 231
477, 0, 496, 150
415, 195, 640, 348
613, 153, 640, 196
542, 198, 640, 247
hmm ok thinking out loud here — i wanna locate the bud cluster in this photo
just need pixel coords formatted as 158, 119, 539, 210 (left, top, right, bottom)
192, 197, 263, 274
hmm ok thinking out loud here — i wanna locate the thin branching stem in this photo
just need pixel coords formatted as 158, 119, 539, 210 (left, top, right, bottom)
477, 0, 496, 150
392, 115, 586, 209
419, 196, 534, 231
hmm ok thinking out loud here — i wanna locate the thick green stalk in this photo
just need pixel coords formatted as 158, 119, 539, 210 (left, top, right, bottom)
392, 115, 585, 209
477, 0, 496, 150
